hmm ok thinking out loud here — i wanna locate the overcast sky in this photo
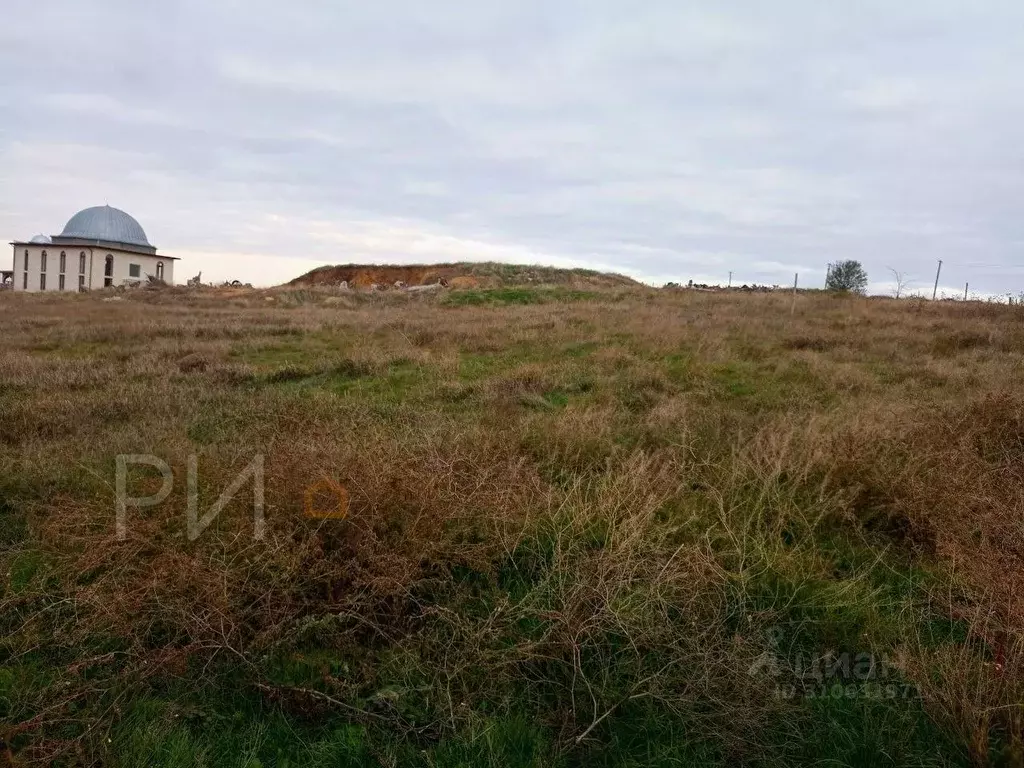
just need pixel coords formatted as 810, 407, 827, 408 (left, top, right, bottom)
3, 1, 1024, 295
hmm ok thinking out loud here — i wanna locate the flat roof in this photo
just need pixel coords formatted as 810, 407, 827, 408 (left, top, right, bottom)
10, 240, 179, 260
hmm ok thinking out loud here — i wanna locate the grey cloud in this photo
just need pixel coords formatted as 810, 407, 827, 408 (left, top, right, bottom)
3, 1, 1024, 293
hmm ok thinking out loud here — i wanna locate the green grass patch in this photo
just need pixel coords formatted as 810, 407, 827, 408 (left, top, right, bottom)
443, 287, 599, 307
7, 550, 48, 593
228, 333, 345, 368
518, 389, 571, 410
708, 359, 832, 410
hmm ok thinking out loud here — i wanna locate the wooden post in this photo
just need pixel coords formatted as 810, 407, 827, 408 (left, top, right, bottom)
964, 282, 969, 302
791, 272, 798, 315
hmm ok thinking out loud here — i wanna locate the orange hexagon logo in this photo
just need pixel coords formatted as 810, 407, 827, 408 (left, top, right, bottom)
304, 476, 349, 519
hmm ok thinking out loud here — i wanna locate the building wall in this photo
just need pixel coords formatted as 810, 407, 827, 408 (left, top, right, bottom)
85, 247, 174, 289
10, 245, 174, 292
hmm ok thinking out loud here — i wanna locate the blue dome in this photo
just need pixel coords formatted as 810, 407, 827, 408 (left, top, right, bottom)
59, 205, 151, 247
29, 234, 52, 244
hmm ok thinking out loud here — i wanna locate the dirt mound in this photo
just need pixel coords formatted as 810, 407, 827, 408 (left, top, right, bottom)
286, 262, 642, 290
289, 264, 458, 289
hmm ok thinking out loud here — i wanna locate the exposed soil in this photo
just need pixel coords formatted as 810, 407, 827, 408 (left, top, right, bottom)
289, 264, 458, 289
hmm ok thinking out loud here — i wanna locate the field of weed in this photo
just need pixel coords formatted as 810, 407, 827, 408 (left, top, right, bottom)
2, 284, 1023, 766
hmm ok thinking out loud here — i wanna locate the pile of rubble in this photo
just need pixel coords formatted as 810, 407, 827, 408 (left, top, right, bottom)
334, 278, 450, 294
664, 281, 781, 293
183, 272, 253, 289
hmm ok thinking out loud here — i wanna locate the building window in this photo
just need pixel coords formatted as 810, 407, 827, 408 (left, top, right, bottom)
23, 250, 28, 271
104, 254, 114, 287
41, 251, 47, 273
79, 252, 86, 274
59, 274, 65, 291
79, 274, 85, 291
59, 251, 66, 273
128, 263, 141, 278
156, 261, 164, 280
40, 273, 46, 290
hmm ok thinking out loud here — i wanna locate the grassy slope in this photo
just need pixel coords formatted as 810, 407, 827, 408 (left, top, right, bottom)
1, 285, 1023, 766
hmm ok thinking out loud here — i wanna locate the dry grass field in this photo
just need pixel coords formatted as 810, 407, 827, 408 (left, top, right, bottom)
2, 279, 1024, 766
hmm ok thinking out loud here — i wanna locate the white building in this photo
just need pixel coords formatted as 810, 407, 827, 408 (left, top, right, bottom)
5, 205, 176, 292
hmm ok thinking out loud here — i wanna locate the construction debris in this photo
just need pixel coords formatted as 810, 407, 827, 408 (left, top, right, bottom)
664, 280, 781, 293
404, 279, 448, 294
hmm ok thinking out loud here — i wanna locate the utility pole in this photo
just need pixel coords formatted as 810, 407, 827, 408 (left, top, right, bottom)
964, 282, 969, 302
728, 271, 732, 288
932, 259, 943, 301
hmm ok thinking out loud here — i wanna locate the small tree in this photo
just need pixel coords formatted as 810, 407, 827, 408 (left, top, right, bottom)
826, 260, 869, 294
886, 267, 910, 299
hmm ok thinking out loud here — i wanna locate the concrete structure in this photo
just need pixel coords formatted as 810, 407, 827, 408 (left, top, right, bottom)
8, 206, 176, 292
